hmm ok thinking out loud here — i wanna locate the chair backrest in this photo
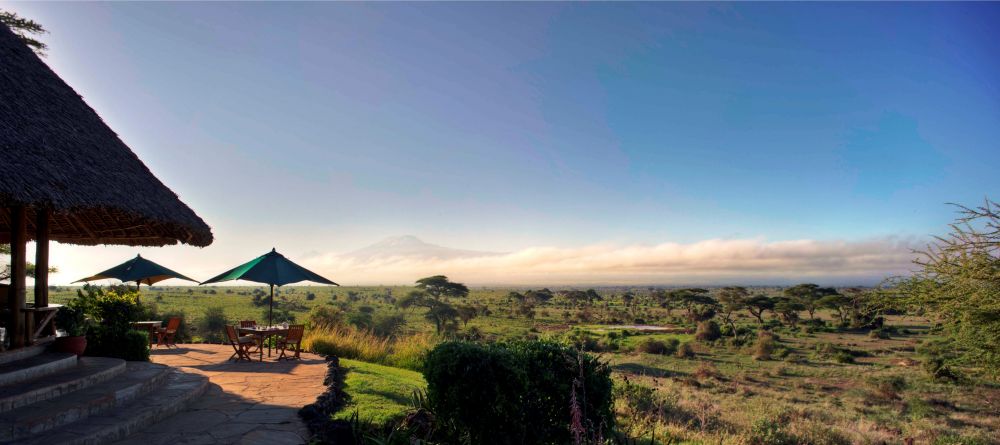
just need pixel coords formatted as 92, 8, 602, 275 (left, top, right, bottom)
239, 320, 257, 328
225, 325, 239, 343
285, 325, 305, 342
166, 317, 182, 331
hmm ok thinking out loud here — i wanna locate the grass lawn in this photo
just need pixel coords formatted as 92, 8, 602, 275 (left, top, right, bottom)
334, 358, 427, 425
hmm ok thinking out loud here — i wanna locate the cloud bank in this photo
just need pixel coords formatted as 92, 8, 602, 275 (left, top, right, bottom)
306, 237, 921, 286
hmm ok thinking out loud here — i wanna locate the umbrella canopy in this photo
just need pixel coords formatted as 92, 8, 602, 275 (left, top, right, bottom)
75, 254, 198, 287
200, 248, 338, 325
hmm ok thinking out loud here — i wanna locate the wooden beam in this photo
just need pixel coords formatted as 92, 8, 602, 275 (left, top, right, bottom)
8, 206, 27, 349
34, 208, 49, 308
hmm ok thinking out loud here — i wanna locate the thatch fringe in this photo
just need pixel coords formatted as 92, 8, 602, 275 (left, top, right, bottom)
0, 23, 212, 247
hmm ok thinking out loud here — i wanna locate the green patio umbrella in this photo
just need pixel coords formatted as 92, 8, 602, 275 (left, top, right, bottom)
200, 248, 338, 326
75, 254, 198, 289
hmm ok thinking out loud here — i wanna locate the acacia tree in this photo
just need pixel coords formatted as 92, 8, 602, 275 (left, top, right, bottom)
773, 297, 805, 327
398, 290, 458, 334
784, 283, 838, 320
893, 199, 1000, 376
668, 288, 717, 322
745, 295, 774, 325
717, 286, 749, 336
416, 275, 469, 300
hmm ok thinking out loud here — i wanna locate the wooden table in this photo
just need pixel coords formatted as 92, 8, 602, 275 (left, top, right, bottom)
23, 303, 62, 345
238, 326, 288, 362
132, 321, 163, 346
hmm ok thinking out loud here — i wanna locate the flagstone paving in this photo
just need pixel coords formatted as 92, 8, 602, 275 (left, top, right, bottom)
113, 343, 328, 445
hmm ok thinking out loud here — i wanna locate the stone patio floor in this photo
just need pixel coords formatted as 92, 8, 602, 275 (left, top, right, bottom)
114, 343, 328, 445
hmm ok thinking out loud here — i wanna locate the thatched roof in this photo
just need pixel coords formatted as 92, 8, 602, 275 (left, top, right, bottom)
0, 24, 212, 247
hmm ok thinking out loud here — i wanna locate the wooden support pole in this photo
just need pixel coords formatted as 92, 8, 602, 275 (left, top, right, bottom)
34, 208, 49, 308
8, 206, 27, 349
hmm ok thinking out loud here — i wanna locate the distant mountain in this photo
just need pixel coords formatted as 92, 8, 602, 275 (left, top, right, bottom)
341, 235, 501, 262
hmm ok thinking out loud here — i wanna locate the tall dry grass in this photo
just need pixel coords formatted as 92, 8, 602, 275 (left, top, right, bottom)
302, 326, 435, 371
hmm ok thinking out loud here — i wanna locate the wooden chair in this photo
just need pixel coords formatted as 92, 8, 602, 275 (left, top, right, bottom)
226, 325, 255, 362
238, 320, 262, 352
156, 317, 182, 348
276, 325, 305, 361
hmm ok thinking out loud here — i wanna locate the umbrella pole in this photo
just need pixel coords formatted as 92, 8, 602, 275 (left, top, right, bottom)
268, 284, 274, 327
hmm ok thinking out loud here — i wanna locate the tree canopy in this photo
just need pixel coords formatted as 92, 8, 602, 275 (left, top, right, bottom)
416, 275, 469, 299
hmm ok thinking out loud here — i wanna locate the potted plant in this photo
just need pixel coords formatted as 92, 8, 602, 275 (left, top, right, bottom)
54, 306, 89, 355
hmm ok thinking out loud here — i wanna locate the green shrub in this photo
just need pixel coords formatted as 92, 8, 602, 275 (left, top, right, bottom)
372, 313, 407, 337
81, 288, 149, 361
748, 415, 795, 445
675, 342, 695, 359
308, 305, 344, 330
198, 306, 228, 343
423, 340, 613, 444
695, 320, 722, 342
636, 338, 678, 355
55, 306, 88, 336
753, 331, 776, 360
865, 375, 906, 401
86, 327, 149, 361
869, 328, 891, 339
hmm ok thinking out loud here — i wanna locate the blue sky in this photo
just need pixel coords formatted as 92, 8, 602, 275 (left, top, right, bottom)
6, 2, 999, 285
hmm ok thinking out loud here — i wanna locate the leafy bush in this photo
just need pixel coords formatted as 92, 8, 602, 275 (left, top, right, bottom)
80, 288, 149, 361
695, 320, 722, 342
865, 375, 907, 401
198, 306, 228, 343
753, 331, 776, 360
372, 313, 407, 337
675, 342, 695, 359
748, 415, 795, 445
636, 338, 679, 355
86, 327, 149, 361
55, 305, 88, 336
308, 305, 344, 330
423, 340, 613, 445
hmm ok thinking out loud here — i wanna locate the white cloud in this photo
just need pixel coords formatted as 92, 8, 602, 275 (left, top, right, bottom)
306, 237, 920, 286
32, 236, 920, 287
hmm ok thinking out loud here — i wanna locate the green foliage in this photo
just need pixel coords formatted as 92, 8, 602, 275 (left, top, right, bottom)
199, 306, 228, 343
636, 338, 679, 355
695, 320, 722, 342
54, 305, 88, 336
371, 313, 407, 337
73, 287, 150, 361
0, 9, 47, 55
675, 342, 695, 359
889, 199, 1000, 377
745, 295, 775, 324
753, 331, 777, 360
748, 415, 796, 445
308, 305, 344, 329
423, 340, 613, 444
86, 327, 149, 361
415, 275, 469, 299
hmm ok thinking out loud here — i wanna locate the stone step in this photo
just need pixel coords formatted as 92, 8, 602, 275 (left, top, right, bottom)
0, 357, 127, 413
0, 361, 171, 442
15, 369, 209, 445
0, 352, 77, 387
0, 344, 48, 366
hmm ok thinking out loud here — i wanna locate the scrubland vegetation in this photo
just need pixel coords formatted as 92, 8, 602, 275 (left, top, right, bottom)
45, 201, 1000, 444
